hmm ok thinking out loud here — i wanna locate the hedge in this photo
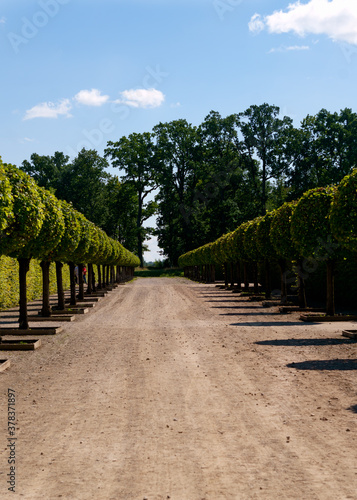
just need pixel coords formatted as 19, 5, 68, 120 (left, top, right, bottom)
0, 256, 70, 310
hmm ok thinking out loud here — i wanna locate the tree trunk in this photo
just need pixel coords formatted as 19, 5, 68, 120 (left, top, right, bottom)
230, 262, 234, 288
18, 257, 30, 330
326, 259, 335, 316
264, 259, 271, 300
278, 259, 287, 304
235, 262, 241, 291
69, 262, 77, 306
78, 263, 84, 300
56, 261, 65, 311
92, 265, 96, 292
224, 263, 228, 288
102, 265, 106, 288
253, 262, 259, 294
297, 259, 307, 309
97, 265, 102, 290
244, 262, 249, 291
86, 263, 93, 294
40, 260, 51, 317
211, 264, 216, 283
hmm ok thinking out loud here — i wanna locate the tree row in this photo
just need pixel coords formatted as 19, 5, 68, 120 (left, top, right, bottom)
0, 158, 140, 329
178, 168, 357, 316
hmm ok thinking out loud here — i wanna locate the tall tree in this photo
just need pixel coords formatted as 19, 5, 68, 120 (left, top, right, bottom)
237, 103, 293, 213
56, 148, 110, 227
101, 177, 138, 252
20, 151, 69, 192
286, 108, 357, 200
153, 119, 200, 264
105, 132, 158, 266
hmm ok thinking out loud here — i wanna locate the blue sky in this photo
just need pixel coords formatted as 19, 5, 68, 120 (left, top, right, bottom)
1, 0, 357, 261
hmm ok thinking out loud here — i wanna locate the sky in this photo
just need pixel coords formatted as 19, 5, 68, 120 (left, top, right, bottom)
1, 0, 357, 262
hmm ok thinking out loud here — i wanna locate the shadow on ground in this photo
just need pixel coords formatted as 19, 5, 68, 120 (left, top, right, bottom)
287, 359, 357, 370
256, 338, 356, 347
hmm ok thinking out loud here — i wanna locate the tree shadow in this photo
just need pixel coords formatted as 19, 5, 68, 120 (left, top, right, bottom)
230, 322, 309, 327
220, 312, 280, 316
256, 338, 356, 347
205, 299, 247, 303
211, 305, 263, 309
347, 404, 357, 413
287, 359, 357, 370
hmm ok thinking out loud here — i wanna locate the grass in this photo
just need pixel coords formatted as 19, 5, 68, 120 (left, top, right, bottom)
134, 267, 184, 278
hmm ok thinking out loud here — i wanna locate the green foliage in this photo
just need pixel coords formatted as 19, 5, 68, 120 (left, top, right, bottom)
51, 200, 81, 262
244, 217, 263, 262
0, 256, 70, 310
0, 157, 14, 232
0, 164, 45, 257
256, 211, 278, 260
291, 186, 338, 260
269, 201, 299, 260
330, 168, 357, 253
17, 187, 65, 261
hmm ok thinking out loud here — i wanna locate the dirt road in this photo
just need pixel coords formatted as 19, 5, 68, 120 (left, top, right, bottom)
0, 277, 356, 499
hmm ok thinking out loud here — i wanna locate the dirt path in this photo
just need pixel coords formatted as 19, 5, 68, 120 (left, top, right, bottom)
0, 277, 356, 499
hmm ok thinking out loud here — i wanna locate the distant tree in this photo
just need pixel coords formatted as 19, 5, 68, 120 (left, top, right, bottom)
57, 148, 110, 228
105, 132, 158, 266
21, 151, 69, 192
102, 177, 138, 252
237, 103, 293, 213
286, 108, 357, 199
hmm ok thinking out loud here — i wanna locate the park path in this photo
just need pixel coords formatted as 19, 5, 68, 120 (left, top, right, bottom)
0, 277, 356, 499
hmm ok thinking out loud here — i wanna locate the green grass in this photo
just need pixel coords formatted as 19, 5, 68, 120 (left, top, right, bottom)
134, 267, 184, 278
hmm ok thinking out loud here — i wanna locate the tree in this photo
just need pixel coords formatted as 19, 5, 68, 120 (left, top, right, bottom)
237, 103, 293, 213
270, 201, 300, 304
291, 186, 339, 316
0, 157, 14, 233
101, 177, 138, 252
51, 200, 81, 310
105, 132, 158, 267
286, 108, 357, 200
256, 212, 278, 299
57, 148, 110, 228
243, 217, 263, 293
330, 168, 357, 253
153, 119, 201, 264
28, 189, 65, 318
20, 151, 69, 192
0, 165, 46, 329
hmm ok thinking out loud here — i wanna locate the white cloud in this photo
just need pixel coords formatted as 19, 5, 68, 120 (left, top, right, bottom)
249, 0, 357, 45
116, 88, 165, 108
23, 99, 72, 120
0, 17, 6, 24
74, 88, 109, 107
269, 45, 310, 53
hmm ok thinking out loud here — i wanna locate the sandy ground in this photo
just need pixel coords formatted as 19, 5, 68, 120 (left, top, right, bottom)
0, 277, 356, 500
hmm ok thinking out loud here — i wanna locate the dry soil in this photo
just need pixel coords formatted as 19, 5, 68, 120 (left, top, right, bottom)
0, 277, 356, 499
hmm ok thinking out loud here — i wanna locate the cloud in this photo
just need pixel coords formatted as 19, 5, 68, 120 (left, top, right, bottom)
23, 99, 72, 120
249, 0, 357, 45
269, 45, 310, 53
116, 88, 165, 108
0, 17, 6, 24
74, 88, 109, 107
